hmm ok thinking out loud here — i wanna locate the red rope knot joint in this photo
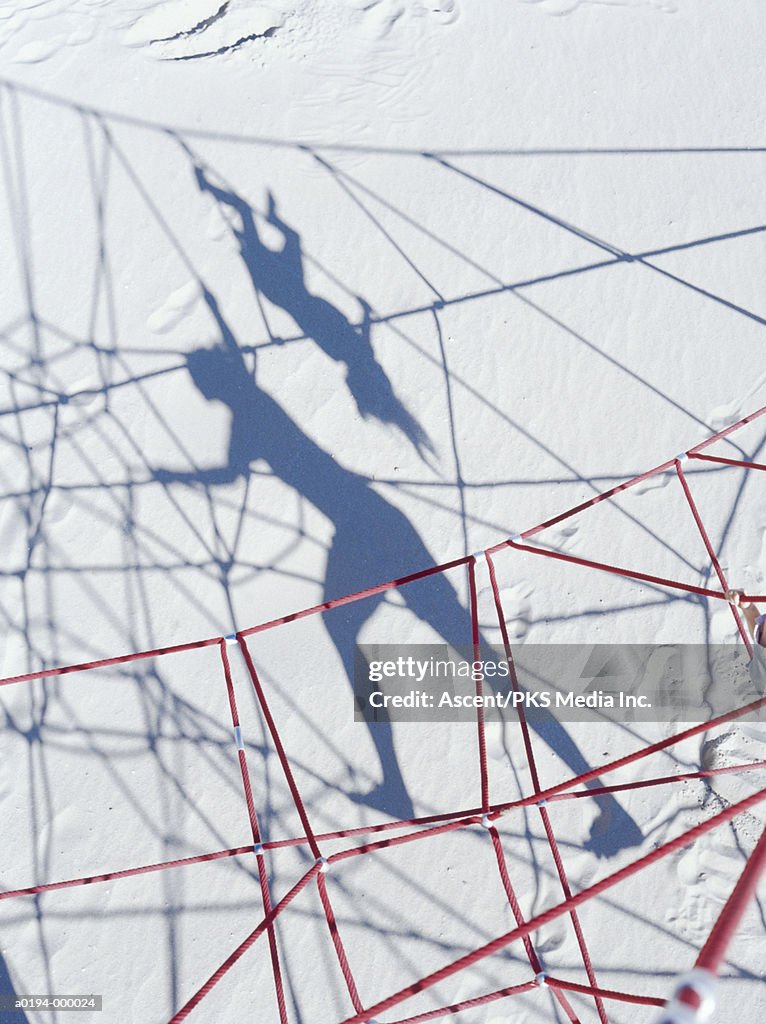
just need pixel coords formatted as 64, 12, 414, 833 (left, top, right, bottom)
224, 633, 239, 647
656, 969, 717, 1024
535, 971, 548, 988
233, 726, 244, 751
316, 857, 330, 874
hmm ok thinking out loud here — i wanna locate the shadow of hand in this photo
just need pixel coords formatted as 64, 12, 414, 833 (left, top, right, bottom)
584, 800, 644, 859
152, 467, 177, 486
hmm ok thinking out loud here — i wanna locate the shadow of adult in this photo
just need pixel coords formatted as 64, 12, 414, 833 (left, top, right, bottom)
154, 280, 642, 855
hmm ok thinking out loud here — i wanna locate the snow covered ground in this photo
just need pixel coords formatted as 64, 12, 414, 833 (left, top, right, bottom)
1, 1, 766, 1021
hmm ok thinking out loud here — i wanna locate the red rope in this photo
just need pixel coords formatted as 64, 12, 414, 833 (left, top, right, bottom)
3, 403, 766, 1024
3, 760, 761, 906
490, 536, 725, 601
689, 452, 766, 472
487, 827, 543, 973
687, 406, 766, 451
236, 635, 321, 860
466, 565, 549, 1004
468, 557, 490, 811
486, 550, 607, 1023
695, 823, 766, 973
471, 560, 568, 1017
218, 641, 288, 1024
486, 552, 541, 793
5, 403, 766, 690
386, 979, 539, 1024
674, 461, 751, 653
547, 761, 766, 802
219, 642, 261, 845
316, 871, 364, 1014
0, 635, 221, 687
495, 402, 766, 546
166, 779, 766, 1024
169, 863, 321, 1023
545, 976, 665, 1008
538, 804, 608, 1024
509, 693, 766, 810
10, 696, 754, 1019
0, 845, 255, 902
239, 556, 472, 638
234, 635, 366, 1013
337, 784, 766, 1024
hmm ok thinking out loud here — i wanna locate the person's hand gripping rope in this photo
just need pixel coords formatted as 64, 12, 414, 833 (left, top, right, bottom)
725, 589, 766, 647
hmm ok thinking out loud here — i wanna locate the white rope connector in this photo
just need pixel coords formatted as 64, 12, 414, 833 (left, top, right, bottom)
234, 726, 244, 750
675, 452, 690, 464
509, 532, 523, 544
481, 814, 493, 830
537, 799, 548, 808
316, 857, 330, 873
472, 549, 486, 562
224, 633, 239, 647
655, 969, 718, 1024
535, 971, 548, 987
253, 843, 264, 856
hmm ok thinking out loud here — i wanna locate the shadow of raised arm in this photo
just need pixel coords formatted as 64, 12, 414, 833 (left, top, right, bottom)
194, 164, 257, 242
152, 464, 242, 487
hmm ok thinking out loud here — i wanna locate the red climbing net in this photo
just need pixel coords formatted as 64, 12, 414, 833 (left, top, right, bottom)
3, 407, 766, 1024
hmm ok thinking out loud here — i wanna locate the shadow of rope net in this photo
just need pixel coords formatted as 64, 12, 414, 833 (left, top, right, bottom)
2, 406, 766, 1024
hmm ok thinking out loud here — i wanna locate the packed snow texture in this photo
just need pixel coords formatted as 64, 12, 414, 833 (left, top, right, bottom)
1, 1, 765, 1022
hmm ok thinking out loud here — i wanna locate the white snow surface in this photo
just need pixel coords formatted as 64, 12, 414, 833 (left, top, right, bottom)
1, 1, 766, 1022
